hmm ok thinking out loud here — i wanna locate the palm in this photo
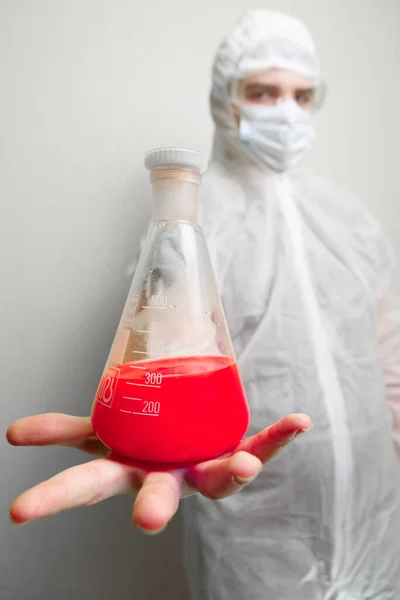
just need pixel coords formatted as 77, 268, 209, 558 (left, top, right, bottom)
7, 412, 311, 534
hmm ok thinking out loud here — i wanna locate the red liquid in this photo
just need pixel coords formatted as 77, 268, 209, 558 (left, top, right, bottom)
91, 355, 249, 464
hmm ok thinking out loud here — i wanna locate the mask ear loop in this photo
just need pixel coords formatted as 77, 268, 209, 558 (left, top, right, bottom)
226, 77, 243, 131
229, 77, 240, 104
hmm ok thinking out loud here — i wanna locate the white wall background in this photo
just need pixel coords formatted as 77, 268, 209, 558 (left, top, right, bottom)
1, 1, 399, 599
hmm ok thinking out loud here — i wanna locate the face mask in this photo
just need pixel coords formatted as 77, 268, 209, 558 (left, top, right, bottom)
237, 100, 315, 173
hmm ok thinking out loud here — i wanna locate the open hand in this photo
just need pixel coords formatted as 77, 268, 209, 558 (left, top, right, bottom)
7, 412, 312, 534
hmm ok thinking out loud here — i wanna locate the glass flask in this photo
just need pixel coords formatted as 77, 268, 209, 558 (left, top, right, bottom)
91, 148, 250, 464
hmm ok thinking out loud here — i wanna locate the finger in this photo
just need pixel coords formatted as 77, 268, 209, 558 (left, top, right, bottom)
7, 413, 109, 456
70, 439, 110, 457
237, 413, 313, 463
7, 414, 95, 447
133, 471, 182, 534
10, 458, 142, 524
190, 451, 262, 500
184, 414, 312, 500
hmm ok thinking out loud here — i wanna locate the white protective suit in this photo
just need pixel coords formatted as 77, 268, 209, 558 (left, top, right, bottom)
182, 10, 400, 600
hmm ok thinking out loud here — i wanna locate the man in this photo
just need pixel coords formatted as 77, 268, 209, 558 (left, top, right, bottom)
7, 9, 400, 599
182, 9, 400, 599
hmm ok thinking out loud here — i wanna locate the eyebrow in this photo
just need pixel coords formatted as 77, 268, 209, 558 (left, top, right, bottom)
244, 83, 314, 92
244, 84, 280, 92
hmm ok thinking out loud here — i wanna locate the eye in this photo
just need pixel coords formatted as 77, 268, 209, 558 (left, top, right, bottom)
244, 86, 278, 105
295, 89, 314, 107
249, 90, 269, 100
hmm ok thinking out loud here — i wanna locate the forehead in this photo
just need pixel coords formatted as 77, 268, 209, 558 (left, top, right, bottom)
241, 68, 313, 89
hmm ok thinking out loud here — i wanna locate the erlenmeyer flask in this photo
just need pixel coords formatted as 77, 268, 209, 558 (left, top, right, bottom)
91, 148, 250, 464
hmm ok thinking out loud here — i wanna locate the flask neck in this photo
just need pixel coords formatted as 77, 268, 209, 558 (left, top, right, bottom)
150, 168, 200, 222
